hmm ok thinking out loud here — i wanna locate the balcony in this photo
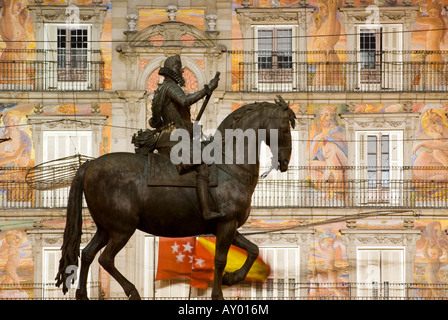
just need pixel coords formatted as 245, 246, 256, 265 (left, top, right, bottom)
0, 281, 445, 300
230, 50, 448, 93
252, 166, 448, 209
0, 166, 446, 210
0, 49, 105, 91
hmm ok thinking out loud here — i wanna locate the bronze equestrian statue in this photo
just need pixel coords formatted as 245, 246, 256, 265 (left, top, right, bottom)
55, 56, 296, 300
147, 54, 223, 220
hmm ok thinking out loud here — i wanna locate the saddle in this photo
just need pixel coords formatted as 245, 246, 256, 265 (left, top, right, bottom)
146, 153, 218, 188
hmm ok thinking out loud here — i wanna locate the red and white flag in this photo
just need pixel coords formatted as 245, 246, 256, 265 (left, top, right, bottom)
156, 237, 270, 289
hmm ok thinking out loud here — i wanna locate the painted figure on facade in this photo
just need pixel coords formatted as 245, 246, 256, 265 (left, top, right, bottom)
0, 0, 30, 83
0, 230, 24, 286
0, 110, 32, 168
415, 1, 448, 85
420, 221, 448, 298
148, 54, 223, 220
413, 108, 448, 182
310, 229, 345, 298
307, 105, 347, 193
311, 0, 342, 86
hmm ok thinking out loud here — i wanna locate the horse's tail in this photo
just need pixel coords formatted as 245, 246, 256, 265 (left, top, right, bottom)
55, 160, 91, 294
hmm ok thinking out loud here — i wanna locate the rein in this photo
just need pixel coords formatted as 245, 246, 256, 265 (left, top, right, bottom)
212, 114, 292, 187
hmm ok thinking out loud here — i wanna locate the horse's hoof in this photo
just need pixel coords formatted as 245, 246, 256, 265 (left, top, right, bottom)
75, 291, 89, 300
128, 291, 142, 300
222, 272, 236, 286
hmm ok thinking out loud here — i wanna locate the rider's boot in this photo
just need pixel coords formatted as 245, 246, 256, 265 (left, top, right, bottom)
196, 164, 225, 220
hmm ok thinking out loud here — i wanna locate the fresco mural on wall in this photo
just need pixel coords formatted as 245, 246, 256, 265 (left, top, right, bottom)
0, 224, 33, 299
138, 9, 205, 31
0, 0, 113, 90
306, 104, 348, 198
412, 104, 448, 200
414, 220, 448, 298
309, 223, 349, 298
231, 0, 448, 89
0, 106, 33, 168
0, 102, 111, 162
308, 0, 345, 86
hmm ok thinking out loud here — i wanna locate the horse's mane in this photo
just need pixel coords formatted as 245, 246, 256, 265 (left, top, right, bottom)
217, 96, 296, 132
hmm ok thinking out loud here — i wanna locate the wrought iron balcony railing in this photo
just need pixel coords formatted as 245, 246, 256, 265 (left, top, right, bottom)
230, 50, 448, 93
229, 281, 448, 300
0, 49, 105, 91
252, 166, 448, 209
0, 281, 445, 300
0, 166, 447, 210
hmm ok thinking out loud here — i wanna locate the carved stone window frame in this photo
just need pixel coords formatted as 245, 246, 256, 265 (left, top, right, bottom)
27, 114, 108, 166
340, 228, 421, 290
235, 7, 313, 53
340, 112, 420, 168
116, 21, 226, 91
26, 227, 99, 299
339, 5, 418, 53
247, 229, 315, 297
235, 7, 313, 91
28, 4, 108, 52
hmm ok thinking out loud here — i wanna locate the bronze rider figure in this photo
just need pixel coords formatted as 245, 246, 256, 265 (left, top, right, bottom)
149, 54, 224, 220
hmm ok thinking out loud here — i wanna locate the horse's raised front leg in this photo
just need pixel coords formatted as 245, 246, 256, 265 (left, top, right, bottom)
222, 231, 259, 286
212, 220, 238, 300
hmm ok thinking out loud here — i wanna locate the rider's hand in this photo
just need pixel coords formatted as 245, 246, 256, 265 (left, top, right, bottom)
208, 77, 219, 91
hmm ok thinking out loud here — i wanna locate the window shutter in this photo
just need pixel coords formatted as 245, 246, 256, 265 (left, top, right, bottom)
43, 248, 65, 299
357, 249, 381, 298
43, 131, 93, 162
257, 246, 299, 299
356, 132, 368, 204
389, 131, 403, 204
41, 131, 93, 207
357, 248, 405, 298
382, 24, 403, 90
44, 24, 58, 89
381, 249, 404, 284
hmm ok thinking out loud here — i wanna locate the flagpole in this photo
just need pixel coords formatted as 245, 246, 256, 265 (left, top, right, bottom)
153, 236, 156, 300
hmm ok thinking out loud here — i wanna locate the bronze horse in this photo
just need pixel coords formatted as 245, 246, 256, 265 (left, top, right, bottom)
55, 97, 296, 300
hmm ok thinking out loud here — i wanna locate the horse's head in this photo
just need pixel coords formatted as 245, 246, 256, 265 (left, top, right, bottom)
267, 96, 296, 172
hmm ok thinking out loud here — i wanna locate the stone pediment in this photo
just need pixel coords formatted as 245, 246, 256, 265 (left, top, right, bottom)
117, 21, 221, 53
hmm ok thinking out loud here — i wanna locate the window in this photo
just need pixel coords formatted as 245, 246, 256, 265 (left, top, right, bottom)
357, 24, 403, 90
357, 248, 405, 299
42, 248, 64, 299
40, 131, 92, 207
367, 134, 390, 189
359, 27, 382, 83
44, 24, 92, 90
42, 247, 93, 299
57, 28, 89, 82
251, 246, 300, 299
356, 131, 403, 205
256, 27, 293, 86
42, 131, 92, 163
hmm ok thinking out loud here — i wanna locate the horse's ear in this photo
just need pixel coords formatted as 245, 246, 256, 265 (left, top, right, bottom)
276, 95, 289, 111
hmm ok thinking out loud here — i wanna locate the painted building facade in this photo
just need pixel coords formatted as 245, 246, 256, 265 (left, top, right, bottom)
0, 0, 447, 299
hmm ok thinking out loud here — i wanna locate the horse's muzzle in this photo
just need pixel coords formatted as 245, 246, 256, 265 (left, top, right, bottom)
279, 159, 288, 172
